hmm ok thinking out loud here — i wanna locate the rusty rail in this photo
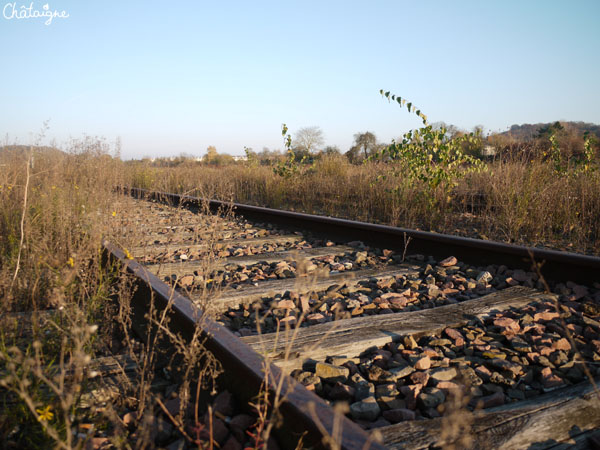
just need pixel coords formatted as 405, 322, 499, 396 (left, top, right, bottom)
124, 187, 600, 285
102, 240, 384, 450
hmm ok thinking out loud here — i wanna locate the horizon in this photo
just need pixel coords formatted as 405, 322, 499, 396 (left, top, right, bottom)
2, 118, 599, 162
1, 1, 599, 159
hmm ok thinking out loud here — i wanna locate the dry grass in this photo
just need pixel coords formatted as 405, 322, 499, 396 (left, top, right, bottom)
0, 143, 248, 449
125, 153, 600, 255
1, 134, 598, 448
0, 141, 315, 449
0, 140, 127, 447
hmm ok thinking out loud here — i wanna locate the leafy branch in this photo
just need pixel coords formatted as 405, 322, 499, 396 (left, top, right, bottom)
379, 89, 428, 125
372, 90, 487, 196
273, 124, 312, 178
544, 132, 598, 176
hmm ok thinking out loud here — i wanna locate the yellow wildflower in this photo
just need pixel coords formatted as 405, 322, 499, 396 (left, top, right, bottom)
124, 249, 133, 260
67, 257, 74, 267
36, 405, 54, 422
112, 211, 116, 217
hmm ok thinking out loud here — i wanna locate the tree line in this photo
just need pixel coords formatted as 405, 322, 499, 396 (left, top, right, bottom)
138, 120, 599, 167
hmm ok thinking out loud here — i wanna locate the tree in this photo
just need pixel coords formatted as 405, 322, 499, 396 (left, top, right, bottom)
294, 126, 324, 153
202, 145, 233, 165
205, 145, 218, 162
322, 145, 341, 155
473, 125, 485, 136
352, 131, 378, 159
537, 121, 564, 140
257, 147, 284, 165
345, 146, 362, 164
431, 122, 460, 139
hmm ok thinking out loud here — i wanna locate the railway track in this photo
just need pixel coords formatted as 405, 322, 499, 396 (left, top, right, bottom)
101, 188, 600, 449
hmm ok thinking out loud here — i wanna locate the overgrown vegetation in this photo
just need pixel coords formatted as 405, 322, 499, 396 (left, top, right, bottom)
1, 91, 599, 447
1, 141, 289, 449
370, 91, 487, 212
0, 139, 126, 447
124, 92, 600, 256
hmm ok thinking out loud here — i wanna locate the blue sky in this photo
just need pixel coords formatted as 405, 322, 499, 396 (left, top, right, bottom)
1, 1, 599, 159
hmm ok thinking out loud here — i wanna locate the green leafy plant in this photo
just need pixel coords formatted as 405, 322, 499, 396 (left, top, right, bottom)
371, 90, 487, 204
544, 132, 597, 176
244, 146, 259, 168
273, 124, 312, 178
547, 133, 566, 175
576, 134, 597, 175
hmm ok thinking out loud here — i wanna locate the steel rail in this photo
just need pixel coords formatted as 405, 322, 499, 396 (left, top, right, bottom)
101, 240, 384, 450
124, 187, 600, 285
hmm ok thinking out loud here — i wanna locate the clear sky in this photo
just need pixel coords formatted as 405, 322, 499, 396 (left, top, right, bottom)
1, 1, 599, 159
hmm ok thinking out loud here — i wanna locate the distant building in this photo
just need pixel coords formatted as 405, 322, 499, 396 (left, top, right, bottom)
482, 145, 496, 156
232, 155, 248, 162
